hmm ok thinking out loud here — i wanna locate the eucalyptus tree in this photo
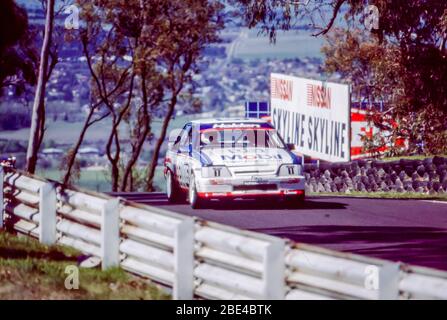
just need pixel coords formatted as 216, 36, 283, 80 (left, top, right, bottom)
64, 0, 223, 191
25, 0, 79, 173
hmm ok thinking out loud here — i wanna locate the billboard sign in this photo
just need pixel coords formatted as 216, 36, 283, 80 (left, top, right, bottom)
271, 73, 351, 162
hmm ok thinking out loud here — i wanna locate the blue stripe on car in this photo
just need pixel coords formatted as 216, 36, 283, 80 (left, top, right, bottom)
192, 150, 212, 166
287, 150, 301, 165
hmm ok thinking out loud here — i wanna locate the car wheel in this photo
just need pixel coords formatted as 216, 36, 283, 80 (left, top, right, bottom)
220, 198, 234, 207
284, 192, 305, 208
166, 170, 184, 203
189, 175, 207, 209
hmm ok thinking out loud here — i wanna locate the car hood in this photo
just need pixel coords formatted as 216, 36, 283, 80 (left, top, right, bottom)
200, 147, 296, 167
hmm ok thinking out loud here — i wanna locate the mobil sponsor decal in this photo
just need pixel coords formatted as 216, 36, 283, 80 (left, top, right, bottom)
218, 148, 284, 162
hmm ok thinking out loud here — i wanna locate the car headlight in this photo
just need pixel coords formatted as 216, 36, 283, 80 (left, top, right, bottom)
277, 164, 302, 176
201, 166, 232, 178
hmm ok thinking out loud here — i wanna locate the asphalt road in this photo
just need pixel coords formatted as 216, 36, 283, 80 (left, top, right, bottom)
115, 193, 447, 271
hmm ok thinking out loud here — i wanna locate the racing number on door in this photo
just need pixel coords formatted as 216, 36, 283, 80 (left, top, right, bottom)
287, 165, 295, 175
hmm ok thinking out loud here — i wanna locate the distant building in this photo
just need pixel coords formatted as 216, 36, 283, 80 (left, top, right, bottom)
40, 148, 64, 159
78, 147, 100, 157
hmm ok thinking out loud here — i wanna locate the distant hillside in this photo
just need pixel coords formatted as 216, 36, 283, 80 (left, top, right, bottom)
16, 0, 68, 10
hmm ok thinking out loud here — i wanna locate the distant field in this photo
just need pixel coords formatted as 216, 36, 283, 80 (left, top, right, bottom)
38, 166, 166, 193
232, 29, 324, 60
0, 120, 114, 144
0, 114, 195, 145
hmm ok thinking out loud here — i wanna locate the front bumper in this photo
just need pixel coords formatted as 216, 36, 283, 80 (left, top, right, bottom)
195, 175, 305, 199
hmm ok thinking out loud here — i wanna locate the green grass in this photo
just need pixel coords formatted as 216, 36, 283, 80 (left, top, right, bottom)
376, 154, 447, 162
38, 168, 112, 192
0, 231, 170, 300
310, 191, 447, 201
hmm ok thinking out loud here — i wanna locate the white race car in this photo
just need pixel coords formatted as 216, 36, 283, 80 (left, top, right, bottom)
164, 118, 305, 208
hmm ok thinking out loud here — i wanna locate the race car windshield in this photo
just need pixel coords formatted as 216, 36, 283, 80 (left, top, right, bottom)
200, 128, 286, 149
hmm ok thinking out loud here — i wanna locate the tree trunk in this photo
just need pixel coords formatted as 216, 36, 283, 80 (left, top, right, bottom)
120, 120, 151, 191
62, 110, 94, 186
121, 74, 152, 191
145, 94, 177, 191
26, 0, 55, 173
106, 127, 121, 192
109, 74, 135, 191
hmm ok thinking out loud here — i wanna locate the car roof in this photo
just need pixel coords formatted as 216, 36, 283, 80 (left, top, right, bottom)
190, 118, 269, 125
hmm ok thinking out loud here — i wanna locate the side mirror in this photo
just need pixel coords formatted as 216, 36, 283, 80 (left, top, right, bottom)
168, 136, 181, 150
286, 143, 295, 151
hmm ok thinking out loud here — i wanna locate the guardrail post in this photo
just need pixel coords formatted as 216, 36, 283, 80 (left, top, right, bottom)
0, 166, 3, 228
101, 198, 120, 270
173, 218, 194, 300
263, 238, 286, 299
378, 263, 400, 300
39, 182, 57, 244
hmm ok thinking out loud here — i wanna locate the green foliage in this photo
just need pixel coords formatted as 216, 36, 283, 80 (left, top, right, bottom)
322, 29, 403, 102
0, 110, 31, 130
235, 1, 447, 155
0, 0, 37, 95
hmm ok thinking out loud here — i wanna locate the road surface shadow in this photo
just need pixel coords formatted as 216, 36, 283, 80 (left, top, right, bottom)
143, 199, 348, 211
252, 225, 447, 271
214, 199, 347, 211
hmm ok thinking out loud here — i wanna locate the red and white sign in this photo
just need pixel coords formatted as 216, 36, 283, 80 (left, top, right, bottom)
271, 74, 351, 162
351, 109, 378, 159
350, 108, 407, 159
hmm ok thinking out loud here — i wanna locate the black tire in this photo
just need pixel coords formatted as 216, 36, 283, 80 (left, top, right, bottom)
284, 193, 305, 208
166, 169, 185, 203
188, 175, 207, 209
220, 198, 234, 207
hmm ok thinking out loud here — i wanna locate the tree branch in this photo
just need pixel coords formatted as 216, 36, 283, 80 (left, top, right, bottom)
312, 0, 346, 36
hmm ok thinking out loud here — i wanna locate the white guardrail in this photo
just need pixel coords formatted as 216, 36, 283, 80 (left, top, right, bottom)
1, 166, 447, 300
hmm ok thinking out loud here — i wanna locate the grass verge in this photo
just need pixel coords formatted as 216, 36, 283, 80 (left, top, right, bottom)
309, 191, 447, 201
0, 231, 170, 300
372, 154, 447, 162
